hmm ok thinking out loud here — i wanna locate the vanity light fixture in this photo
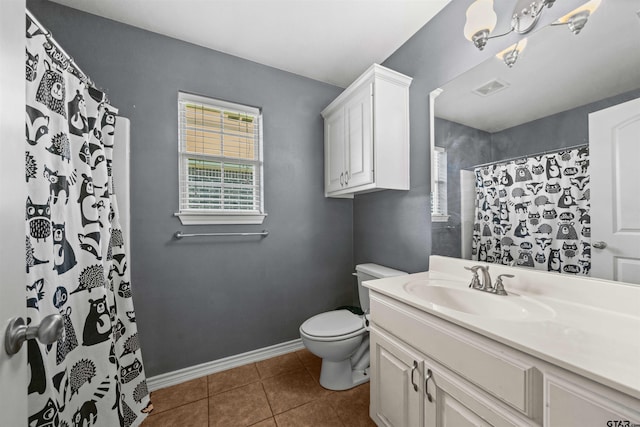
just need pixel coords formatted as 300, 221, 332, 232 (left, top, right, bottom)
464, 0, 601, 53
550, 0, 602, 34
496, 38, 528, 68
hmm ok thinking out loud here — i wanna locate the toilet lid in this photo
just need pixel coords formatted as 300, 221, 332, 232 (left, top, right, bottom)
300, 310, 365, 338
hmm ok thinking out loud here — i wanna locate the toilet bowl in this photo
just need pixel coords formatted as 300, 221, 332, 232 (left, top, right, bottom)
299, 264, 407, 390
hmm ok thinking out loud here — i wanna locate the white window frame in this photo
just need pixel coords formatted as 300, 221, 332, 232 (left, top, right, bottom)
431, 146, 449, 222
175, 92, 266, 225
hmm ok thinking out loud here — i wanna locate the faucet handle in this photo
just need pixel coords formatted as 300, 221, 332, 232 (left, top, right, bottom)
465, 266, 481, 288
494, 274, 514, 296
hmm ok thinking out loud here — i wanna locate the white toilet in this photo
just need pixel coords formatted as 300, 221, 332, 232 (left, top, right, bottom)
299, 263, 407, 390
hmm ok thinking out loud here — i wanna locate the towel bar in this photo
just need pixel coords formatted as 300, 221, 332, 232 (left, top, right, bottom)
174, 231, 268, 239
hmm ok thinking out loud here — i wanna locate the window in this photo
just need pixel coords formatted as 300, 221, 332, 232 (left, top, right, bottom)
431, 146, 448, 221
176, 92, 265, 225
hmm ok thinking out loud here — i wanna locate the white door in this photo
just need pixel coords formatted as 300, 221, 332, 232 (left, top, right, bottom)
589, 97, 640, 284
0, 0, 29, 425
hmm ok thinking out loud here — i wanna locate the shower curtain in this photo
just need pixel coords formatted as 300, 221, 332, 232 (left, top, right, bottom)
25, 14, 150, 426
471, 147, 591, 275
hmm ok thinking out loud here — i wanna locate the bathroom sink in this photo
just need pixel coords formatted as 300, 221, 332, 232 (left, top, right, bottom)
403, 280, 554, 321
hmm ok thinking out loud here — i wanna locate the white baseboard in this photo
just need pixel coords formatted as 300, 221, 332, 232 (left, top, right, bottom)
147, 338, 305, 392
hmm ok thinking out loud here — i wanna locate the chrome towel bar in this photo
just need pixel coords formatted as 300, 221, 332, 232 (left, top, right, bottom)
174, 230, 269, 239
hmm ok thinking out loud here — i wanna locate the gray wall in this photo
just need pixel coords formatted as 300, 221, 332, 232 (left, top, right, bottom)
354, 0, 587, 273
492, 88, 640, 158
28, 1, 352, 377
432, 118, 491, 258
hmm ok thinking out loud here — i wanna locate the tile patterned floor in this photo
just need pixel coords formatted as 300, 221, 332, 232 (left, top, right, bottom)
141, 349, 376, 427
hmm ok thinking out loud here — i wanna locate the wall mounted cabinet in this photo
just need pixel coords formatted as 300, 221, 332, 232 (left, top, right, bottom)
322, 64, 412, 198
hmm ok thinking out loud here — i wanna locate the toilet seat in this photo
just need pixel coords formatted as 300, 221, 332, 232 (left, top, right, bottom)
300, 310, 365, 341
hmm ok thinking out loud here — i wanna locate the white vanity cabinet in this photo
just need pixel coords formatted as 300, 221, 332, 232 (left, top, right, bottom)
370, 310, 539, 427
368, 291, 640, 427
370, 326, 532, 427
321, 64, 411, 198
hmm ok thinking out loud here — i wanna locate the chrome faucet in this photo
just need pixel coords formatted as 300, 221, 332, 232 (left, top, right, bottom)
476, 265, 492, 291
464, 265, 491, 290
465, 265, 513, 296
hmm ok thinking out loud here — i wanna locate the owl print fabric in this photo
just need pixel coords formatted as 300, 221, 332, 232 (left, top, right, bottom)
472, 147, 591, 275
25, 13, 150, 427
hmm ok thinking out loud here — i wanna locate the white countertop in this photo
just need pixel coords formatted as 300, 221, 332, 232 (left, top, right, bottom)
364, 256, 640, 400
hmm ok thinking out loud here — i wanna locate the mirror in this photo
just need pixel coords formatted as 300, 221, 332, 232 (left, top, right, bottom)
430, 0, 640, 282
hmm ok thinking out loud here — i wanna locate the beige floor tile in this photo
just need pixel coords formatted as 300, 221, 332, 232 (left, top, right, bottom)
274, 399, 344, 427
150, 377, 208, 414
209, 381, 272, 427
262, 368, 331, 414
208, 363, 260, 395
141, 398, 208, 427
255, 352, 304, 379
327, 382, 376, 427
296, 349, 322, 383
249, 418, 277, 427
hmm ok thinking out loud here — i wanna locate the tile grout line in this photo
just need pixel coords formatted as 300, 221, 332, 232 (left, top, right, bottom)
206, 374, 211, 426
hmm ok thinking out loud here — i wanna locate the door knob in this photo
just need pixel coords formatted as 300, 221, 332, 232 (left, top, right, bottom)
4, 314, 63, 356
592, 241, 607, 249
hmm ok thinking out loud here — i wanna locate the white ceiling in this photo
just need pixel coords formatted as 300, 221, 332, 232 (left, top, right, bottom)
50, 0, 450, 88
435, 0, 640, 132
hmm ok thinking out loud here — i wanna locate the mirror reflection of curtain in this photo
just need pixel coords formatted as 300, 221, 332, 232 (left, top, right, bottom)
472, 147, 591, 275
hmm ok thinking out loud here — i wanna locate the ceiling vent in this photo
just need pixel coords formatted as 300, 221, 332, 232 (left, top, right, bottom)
473, 79, 509, 97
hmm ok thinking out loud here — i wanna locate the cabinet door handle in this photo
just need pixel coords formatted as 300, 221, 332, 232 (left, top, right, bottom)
425, 368, 433, 402
410, 360, 419, 392
340, 172, 344, 186
345, 170, 349, 185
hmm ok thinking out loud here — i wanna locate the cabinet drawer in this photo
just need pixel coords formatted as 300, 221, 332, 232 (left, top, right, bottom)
371, 295, 541, 419
424, 354, 538, 427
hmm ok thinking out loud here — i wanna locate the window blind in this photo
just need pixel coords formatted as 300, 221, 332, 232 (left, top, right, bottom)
178, 92, 263, 214
432, 147, 447, 216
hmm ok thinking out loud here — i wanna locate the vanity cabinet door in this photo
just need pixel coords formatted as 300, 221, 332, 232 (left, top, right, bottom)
423, 356, 538, 427
545, 373, 640, 426
370, 326, 423, 427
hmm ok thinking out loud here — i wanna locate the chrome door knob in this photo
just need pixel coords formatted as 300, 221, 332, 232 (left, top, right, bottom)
4, 314, 63, 356
592, 241, 607, 249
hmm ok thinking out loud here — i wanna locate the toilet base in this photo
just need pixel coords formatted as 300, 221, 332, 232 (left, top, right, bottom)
319, 360, 370, 391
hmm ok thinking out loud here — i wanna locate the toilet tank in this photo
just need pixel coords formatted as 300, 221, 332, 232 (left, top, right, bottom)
355, 263, 407, 312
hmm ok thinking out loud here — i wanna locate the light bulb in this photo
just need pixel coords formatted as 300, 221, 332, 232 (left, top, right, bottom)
555, 0, 602, 25
464, 0, 498, 41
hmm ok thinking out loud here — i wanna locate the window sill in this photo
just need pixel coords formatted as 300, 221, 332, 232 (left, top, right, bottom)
175, 212, 267, 225
431, 214, 450, 223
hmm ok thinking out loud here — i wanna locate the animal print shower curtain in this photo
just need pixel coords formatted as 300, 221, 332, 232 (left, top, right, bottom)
25, 14, 150, 426
472, 147, 591, 275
